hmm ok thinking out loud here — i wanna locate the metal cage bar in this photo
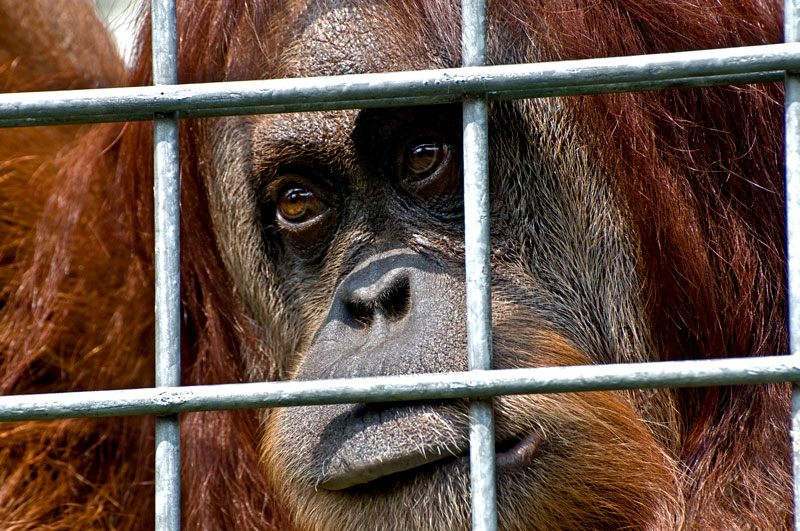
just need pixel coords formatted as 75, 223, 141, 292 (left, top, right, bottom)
786, 0, 800, 529
0, 354, 798, 421
152, 0, 181, 530
0, 44, 795, 128
461, 1, 497, 529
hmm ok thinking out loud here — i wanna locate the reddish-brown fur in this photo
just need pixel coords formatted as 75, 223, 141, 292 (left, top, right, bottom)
0, 0, 790, 529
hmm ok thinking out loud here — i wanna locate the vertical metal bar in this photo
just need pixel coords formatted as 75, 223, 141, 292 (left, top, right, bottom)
787, 1, 800, 530
461, 1, 497, 530
152, 0, 180, 530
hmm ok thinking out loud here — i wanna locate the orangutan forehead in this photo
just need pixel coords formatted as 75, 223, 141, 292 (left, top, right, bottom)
280, 1, 450, 77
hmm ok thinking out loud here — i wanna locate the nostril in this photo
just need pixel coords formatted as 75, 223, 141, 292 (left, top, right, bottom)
346, 298, 375, 328
379, 275, 410, 322
344, 270, 413, 328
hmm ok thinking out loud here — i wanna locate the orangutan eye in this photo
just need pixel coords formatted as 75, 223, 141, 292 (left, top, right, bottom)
267, 176, 338, 260
406, 142, 445, 176
403, 140, 452, 183
276, 184, 328, 225
398, 137, 458, 198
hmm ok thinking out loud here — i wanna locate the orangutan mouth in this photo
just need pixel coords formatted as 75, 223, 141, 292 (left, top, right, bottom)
319, 427, 545, 491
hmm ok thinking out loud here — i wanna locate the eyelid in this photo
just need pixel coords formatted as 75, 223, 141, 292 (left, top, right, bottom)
267, 172, 325, 203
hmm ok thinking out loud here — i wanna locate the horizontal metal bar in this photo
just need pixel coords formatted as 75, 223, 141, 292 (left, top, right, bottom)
0, 355, 796, 422
0, 70, 782, 128
0, 44, 794, 128
495, 70, 783, 99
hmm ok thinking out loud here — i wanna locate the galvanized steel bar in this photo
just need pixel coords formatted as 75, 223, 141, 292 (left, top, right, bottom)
0, 71, 783, 129
1, 355, 798, 422
0, 44, 795, 127
462, 1, 497, 529
0, 71, 784, 129
152, 0, 181, 530
786, 1, 800, 529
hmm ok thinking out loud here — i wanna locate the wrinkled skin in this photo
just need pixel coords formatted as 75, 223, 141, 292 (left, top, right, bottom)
202, 4, 683, 529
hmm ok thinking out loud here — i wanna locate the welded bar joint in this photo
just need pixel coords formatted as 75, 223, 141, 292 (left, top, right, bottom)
461, 0, 497, 530
152, 0, 181, 530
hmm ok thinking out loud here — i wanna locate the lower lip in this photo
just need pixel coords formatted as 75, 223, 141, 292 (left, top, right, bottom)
332, 430, 545, 491
495, 430, 545, 471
